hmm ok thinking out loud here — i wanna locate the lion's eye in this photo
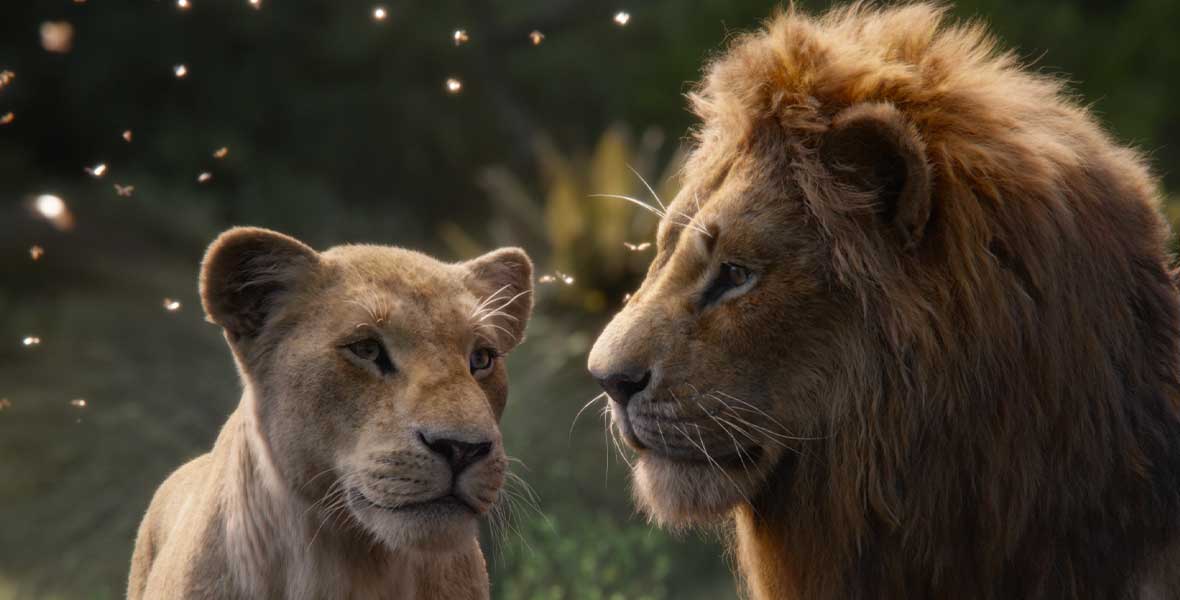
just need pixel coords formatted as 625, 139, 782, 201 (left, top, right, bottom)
722, 263, 750, 287
346, 338, 395, 375
469, 347, 497, 377
701, 262, 756, 307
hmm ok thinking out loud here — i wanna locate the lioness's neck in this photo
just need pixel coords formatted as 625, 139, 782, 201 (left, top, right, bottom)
216, 394, 413, 598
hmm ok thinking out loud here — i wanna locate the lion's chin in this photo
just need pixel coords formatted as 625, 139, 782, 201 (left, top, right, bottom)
346, 492, 479, 553
632, 453, 764, 528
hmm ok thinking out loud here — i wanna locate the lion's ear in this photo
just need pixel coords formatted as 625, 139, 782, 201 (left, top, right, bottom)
820, 102, 932, 249
199, 227, 320, 342
463, 247, 534, 349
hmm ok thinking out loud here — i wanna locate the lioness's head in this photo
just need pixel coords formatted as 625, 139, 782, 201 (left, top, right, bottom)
201, 227, 533, 551
588, 70, 937, 526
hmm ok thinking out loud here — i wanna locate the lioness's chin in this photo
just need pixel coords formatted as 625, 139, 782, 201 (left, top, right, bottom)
632, 453, 768, 527
348, 495, 479, 553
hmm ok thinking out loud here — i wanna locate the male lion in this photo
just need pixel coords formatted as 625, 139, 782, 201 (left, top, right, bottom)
128, 227, 533, 599
588, 4, 1180, 599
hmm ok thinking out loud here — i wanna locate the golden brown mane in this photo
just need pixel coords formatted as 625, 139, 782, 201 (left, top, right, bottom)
680, 3, 1180, 598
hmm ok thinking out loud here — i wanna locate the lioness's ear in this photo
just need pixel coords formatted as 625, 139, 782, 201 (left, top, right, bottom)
820, 102, 932, 249
199, 227, 320, 342
464, 247, 534, 349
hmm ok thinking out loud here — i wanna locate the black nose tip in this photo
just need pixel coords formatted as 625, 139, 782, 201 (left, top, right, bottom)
596, 370, 651, 407
420, 433, 493, 474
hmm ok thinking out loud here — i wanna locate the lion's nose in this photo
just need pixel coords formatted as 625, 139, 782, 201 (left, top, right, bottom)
419, 432, 493, 474
593, 369, 651, 407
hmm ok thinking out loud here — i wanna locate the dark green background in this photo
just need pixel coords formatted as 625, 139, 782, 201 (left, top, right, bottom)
1, 1, 1177, 598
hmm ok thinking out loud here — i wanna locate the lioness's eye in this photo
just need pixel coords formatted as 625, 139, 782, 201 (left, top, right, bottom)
469, 347, 497, 377
346, 339, 395, 375
701, 262, 756, 307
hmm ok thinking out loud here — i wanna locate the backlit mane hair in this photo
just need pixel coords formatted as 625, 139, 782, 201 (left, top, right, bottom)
681, 3, 1180, 598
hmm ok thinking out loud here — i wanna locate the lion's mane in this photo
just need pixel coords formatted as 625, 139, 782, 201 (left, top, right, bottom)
684, 4, 1180, 598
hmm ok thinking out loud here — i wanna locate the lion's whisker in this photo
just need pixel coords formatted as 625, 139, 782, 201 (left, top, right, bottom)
570, 392, 608, 439
628, 164, 667, 212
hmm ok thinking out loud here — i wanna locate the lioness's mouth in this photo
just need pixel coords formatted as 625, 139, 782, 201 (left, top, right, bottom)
350, 489, 477, 515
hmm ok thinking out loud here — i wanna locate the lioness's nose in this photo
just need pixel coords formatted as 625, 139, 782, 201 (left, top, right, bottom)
593, 369, 651, 407
420, 432, 493, 474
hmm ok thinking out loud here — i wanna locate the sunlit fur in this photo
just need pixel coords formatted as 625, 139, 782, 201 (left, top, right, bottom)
589, 3, 1180, 599
128, 228, 533, 599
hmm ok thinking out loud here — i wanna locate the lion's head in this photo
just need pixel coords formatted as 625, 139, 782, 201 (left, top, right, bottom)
201, 228, 532, 553
589, 4, 1180, 598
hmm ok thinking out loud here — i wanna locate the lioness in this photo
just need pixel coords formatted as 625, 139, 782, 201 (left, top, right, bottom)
588, 4, 1180, 599
128, 227, 533, 599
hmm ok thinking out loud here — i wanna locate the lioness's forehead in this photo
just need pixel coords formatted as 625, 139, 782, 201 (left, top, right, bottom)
318, 244, 473, 330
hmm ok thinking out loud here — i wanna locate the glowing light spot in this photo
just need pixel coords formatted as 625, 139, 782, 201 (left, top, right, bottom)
40, 21, 74, 53
34, 194, 65, 219
0, 113, 13, 126
85, 162, 108, 178
0, 399, 10, 411
114, 184, 134, 197
249, 0, 262, 8
529, 30, 545, 46
21, 336, 41, 348
372, 6, 387, 21
29, 246, 44, 261
0, 70, 13, 88
32, 194, 73, 230
539, 272, 575, 285
122, 130, 132, 142
69, 398, 87, 408
613, 11, 631, 26
213, 146, 228, 158
452, 29, 469, 46
174, 64, 188, 78
623, 241, 651, 251
444, 77, 462, 94
622, 292, 633, 304
177, 0, 191, 9
163, 298, 182, 312
197, 172, 212, 183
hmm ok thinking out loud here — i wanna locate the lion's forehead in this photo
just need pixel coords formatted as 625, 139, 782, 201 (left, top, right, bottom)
315, 245, 475, 341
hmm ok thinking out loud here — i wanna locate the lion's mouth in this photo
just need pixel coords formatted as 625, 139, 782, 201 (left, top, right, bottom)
613, 404, 763, 469
349, 489, 477, 515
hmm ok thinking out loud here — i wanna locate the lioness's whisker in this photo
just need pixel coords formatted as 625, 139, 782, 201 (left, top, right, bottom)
470, 284, 512, 319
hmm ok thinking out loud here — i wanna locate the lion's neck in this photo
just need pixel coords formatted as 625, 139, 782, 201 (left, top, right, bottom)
218, 400, 415, 599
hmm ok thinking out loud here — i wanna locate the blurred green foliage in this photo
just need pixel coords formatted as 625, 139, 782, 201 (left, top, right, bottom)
1, 0, 1177, 598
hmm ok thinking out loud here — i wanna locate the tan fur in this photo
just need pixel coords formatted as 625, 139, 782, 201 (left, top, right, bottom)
129, 228, 533, 599
589, 4, 1180, 599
